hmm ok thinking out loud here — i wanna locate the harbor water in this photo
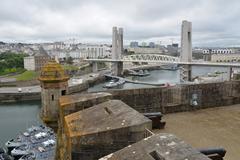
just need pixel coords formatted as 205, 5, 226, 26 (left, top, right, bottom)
0, 101, 41, 147
88, 66, 230, 92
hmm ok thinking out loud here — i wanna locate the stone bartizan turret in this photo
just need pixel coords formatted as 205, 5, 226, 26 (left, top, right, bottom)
38, 60, 69, 130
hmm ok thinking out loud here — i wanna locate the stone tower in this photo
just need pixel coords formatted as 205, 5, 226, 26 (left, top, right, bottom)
180, 20, 192, 62
38, 60, 69, 130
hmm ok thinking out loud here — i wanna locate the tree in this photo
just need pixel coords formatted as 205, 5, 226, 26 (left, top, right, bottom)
0, 52, 27, 75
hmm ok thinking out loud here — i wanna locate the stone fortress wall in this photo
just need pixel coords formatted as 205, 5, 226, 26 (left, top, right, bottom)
1, 80, 240, 114
108, 81, 240, 114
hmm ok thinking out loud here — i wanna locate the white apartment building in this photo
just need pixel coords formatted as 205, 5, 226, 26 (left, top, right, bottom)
128, 47, 166, 54
211, 54, 240, 62
53, 44, 111, 59
24, 56, 35, 70
203, 48, 234, 54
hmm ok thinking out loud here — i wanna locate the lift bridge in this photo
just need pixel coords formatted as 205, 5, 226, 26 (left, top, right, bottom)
85, 22, 240, 82
85, 53, 240, 83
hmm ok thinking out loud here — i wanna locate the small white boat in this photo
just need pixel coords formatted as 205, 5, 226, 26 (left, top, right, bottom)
128, 70, 150, 77
11, 144, 29, 159
103, 79, 125, 88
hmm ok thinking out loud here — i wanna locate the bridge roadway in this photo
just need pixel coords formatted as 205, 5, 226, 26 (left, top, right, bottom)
85, 58, 240, 68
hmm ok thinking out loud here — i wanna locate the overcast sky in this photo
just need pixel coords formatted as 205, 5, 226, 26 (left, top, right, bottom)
0, 0, 240, 46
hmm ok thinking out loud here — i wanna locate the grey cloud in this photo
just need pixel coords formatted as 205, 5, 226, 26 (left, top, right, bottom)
0, 0, 240, 46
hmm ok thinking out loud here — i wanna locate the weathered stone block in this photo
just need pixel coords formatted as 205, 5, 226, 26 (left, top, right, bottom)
64, 100, 152, 160
100, 133, 210, 160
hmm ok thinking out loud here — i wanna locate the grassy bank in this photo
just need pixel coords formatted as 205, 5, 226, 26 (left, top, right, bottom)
11, 71, 39, 81
0, 68, 26, 76
63, 64, 79, 71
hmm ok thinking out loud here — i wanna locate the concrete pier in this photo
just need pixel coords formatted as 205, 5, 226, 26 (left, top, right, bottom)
180, 20, 192, 82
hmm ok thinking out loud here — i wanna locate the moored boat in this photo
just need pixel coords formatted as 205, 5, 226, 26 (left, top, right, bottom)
4, 125, 56, 160
103, 79, 125, 88
128, 70, 150, 76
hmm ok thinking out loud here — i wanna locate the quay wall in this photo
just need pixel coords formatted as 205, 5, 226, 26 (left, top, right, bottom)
108, 81, 240, 114
0, 92, 41, 102
2, 77, 240, 114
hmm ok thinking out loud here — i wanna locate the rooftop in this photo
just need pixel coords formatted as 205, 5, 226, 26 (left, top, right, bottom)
34, 46, 49, 57
38, 60, 69, 82
64, 100, 151, 137
100, 133, 210, 160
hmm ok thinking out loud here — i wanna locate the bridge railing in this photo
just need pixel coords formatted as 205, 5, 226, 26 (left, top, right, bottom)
122, 54, 180, 62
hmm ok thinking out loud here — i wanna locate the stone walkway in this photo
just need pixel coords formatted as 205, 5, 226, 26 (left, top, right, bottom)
155, 105, 240, 160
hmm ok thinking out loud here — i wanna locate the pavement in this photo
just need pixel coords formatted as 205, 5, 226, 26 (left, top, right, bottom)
156, 104, 240, 160
0, 77, 16, 82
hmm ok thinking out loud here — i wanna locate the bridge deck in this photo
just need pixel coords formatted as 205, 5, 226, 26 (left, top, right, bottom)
86, 59, 240, 67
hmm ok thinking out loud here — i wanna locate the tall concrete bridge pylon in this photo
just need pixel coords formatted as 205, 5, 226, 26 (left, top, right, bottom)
180, 20, 192, 82
111, 26, 123, 76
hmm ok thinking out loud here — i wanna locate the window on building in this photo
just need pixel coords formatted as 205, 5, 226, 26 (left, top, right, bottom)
61, 90, 66, 96
52, 95, 54, 101
187, 32, 191, 45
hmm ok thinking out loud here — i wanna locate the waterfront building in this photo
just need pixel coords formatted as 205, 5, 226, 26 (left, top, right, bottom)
23, 47, 50, 71
203, 48, 233, 54
130, 41, 139, 48
211, 53, 240, 62
167, 43, 179, 55
127, 47, 165, 54
52, 44, 111, 60
149, 42, 155, 48
23, 56, 35, 71
201, 48, 240, 62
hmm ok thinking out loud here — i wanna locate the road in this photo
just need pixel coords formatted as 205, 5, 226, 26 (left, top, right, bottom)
0, 86, 40, 93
